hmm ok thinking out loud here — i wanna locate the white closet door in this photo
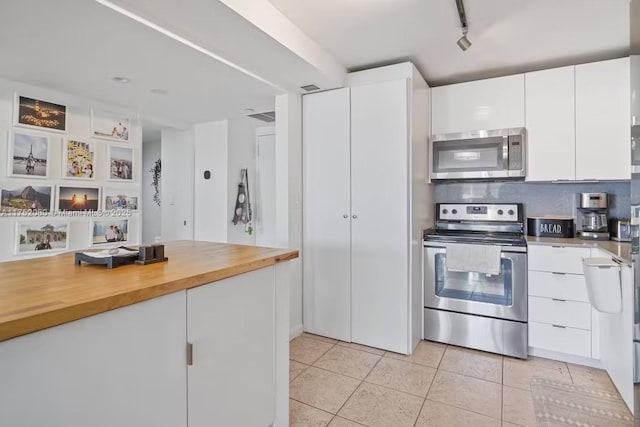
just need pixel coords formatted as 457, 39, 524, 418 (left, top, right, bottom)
302, 88, 352, 341
350, 79, 409, 353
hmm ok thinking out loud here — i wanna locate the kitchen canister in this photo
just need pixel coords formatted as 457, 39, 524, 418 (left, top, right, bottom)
527, 216, 574, 238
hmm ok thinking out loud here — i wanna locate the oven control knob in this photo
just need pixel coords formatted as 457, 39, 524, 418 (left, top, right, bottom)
497, 209, 503, 215
508, 209, 515, 216
442, 209, 448, 214
452, 209, 458, 214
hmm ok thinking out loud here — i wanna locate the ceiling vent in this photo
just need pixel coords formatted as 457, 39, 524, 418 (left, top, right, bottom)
300, 84, 320, 92
247, 111, 276, 123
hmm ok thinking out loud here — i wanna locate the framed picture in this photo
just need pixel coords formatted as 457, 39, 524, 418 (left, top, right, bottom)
107, 146, 134, 181
57, 185, 100, 211
14, 94, 66, 132
7, 129, 50, 178
103, 188, 138, 211
89, 218, 129, 246
1, 183, 53, 214
15, 220, 69, 255
91, 109, 131, 142
62, 139, 96, 180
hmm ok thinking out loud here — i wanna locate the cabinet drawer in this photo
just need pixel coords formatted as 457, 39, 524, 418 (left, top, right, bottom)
529, 321, 591, 358
528, 296, 591, 329
528, 271, 589, 302
528, 245, 591, 274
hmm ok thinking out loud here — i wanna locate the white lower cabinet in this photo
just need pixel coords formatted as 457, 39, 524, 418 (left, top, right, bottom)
187, 267, 276, 427
0, 267, 279, 427
527, 245, 596, 359
529, 322, 592, 358
0, 292, 188, 427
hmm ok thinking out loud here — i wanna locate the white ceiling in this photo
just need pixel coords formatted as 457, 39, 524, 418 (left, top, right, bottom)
0, 0, 281, 128
268, 0, 630, 86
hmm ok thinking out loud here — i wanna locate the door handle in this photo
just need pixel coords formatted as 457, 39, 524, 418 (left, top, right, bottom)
551, 272, 566, 275
552, 324, 567, 329
343, 214, 348, 218
187, 342, 193, 366
552, 298, 566, 302
352, 215, 358, 219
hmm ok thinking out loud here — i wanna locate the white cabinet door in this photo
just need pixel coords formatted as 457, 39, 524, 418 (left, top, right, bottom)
187, 267, 275, 427
302, 88, 352, 341
350, 79, 409, 353
575, 57, 630, 180
525, 66, 576, 181
0, 292, 188, 427
432, 74, 525, 134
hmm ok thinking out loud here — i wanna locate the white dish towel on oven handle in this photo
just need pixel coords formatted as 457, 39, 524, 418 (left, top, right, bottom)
445, 243, 502, 276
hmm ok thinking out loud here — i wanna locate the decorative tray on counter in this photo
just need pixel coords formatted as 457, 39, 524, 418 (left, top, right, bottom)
75, 247, 140, 269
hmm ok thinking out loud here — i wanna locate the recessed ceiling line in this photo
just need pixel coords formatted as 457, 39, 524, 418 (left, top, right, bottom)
94, 0, 287, 93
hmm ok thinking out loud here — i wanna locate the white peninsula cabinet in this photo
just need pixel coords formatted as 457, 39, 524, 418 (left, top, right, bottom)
431, 74, 524, 135
0, 266, 283, 427
303, 63, 431, 354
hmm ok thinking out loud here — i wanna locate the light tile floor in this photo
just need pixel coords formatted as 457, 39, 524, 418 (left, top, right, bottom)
289, 333, 623, 427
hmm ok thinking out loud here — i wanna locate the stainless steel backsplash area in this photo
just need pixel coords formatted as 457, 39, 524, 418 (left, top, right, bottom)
434, 181, 631, 220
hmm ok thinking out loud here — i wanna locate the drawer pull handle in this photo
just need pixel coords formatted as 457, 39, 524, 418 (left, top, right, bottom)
552, 298, 567, 302
552, 324, 567, 329
551, 272, 566, 275
551, 246, 565, 248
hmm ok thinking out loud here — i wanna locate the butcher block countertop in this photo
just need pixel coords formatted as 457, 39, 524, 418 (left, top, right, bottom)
0, 241, 298, 343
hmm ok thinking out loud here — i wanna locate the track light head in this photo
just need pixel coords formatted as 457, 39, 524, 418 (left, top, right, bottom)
457, 33, 471, 51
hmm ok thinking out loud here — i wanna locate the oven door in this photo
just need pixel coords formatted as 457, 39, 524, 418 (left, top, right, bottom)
424, 245, 527, 322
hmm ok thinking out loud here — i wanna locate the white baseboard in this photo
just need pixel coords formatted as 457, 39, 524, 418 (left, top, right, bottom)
528, 347, 603, 369
289, 324, 303, 340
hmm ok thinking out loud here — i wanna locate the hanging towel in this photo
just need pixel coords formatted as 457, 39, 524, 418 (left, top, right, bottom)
445, 243, 502, 275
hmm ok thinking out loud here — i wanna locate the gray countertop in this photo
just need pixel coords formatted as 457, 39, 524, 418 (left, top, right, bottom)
526, 236, 632, 265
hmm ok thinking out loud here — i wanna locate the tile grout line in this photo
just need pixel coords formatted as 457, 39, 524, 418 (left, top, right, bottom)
331, 350, 388, 425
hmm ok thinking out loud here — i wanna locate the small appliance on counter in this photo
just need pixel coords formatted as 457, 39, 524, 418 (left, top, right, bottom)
576, 192, 610, 240
609, 218, 631, 242
527, 216, 574, 238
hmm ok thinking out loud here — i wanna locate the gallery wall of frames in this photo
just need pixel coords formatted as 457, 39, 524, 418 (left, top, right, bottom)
0, 77, 142, 262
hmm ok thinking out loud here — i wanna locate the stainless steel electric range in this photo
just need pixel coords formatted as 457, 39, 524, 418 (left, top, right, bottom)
423, 203, 528, 359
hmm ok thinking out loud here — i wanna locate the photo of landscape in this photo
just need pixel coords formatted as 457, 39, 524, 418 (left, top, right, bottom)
1, 185, 52, 214
57, 186, 100, 211
17, 96, 66, 131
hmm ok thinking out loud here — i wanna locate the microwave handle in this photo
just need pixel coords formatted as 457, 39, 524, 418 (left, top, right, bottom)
502, 136, 509, 169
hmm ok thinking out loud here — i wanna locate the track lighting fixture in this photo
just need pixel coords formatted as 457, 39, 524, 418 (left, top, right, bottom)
455, 0, 471, 51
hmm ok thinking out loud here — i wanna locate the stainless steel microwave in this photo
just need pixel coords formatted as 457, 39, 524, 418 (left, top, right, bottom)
430, 128, 526, 180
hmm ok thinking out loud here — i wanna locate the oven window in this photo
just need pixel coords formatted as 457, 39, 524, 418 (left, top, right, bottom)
434, 253, 513, 306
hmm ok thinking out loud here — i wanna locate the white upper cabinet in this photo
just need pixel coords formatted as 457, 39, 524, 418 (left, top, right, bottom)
575, 57, 630, 180
432, 74, 525, 135
525, 66, 576, 181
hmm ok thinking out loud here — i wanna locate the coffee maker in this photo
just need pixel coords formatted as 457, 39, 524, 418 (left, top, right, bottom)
576, 192, 610, 240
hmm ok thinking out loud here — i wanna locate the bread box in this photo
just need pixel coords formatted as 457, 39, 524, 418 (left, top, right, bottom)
527, 216, 574, 238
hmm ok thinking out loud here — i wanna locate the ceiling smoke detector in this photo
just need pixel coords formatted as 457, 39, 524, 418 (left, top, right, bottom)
246, 111, 276, 123
300, 84, 320, 92
455, 0, 471, 51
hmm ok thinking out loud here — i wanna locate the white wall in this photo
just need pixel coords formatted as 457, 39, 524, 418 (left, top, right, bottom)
275, 93, 303, 337
142, 139, 161, 244
227, 117, 263, 245
193, 120, 228, 242
161, 128, 194, 241
0, 77, 141, 263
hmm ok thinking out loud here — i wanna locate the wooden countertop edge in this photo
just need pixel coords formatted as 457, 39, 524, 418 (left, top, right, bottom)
0, 249, 298, 343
